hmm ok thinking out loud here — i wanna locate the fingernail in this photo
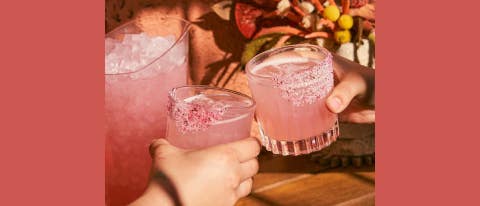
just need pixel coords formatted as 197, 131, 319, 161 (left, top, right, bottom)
327, 96, 342, 112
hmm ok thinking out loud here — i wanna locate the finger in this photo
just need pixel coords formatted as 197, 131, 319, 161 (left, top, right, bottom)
338, 101, 375, 123
340, 110, 375, 123
239, 158, 259, 181
326, 74, 367, 113
149, 138, 180, 158
235, 178, 253, 198
149, 138, 168, 157
223, 137, 261, 163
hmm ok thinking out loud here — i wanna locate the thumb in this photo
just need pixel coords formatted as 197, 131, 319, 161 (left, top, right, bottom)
326, 74, 366, 113
149, 138, 181, 158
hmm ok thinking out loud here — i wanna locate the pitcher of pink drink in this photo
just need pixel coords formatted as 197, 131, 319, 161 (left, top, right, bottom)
105, 16, 190, 206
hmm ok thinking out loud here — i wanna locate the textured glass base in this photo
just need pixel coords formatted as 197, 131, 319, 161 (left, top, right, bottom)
259, 120, 340, 156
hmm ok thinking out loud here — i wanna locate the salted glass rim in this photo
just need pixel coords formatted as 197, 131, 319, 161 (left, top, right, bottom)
168, 85, 256, 110
245, 44, 331, 80
105, 16, 191, 76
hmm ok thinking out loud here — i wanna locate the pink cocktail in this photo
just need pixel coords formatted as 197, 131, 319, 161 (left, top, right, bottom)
105, 17, 190, 206
246, 44, 339, 156
166, 86, 256, 149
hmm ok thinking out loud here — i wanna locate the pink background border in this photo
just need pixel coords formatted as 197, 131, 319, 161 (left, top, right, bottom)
2, 0, 480, 205
0, 0, 104, 205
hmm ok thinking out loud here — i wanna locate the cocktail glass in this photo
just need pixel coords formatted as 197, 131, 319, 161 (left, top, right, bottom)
166, 85, 256, 149
105, 17, 190, 206
246, 44, 339, 156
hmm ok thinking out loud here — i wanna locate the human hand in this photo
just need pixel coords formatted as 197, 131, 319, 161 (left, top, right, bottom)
130, 137, 261, 206
326, 54, 375, 123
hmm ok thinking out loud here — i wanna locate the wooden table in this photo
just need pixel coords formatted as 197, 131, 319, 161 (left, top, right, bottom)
236, 151, 375, 206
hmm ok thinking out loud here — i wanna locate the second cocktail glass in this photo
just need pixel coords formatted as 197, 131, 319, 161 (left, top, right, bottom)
166, 85, 256, 149
246, 44, 340, 156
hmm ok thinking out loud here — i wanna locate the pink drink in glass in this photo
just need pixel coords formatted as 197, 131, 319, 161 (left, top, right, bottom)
105, 17, 190, 206
246, 44, 339, 156
166, 86, 255, 149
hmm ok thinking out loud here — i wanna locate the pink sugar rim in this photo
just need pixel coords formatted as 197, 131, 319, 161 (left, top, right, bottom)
245, 44, 333, 80
167, 85, 256, 110
167, 98, 228, 134
272, 54, 333, 106
167, 85, 256, 133
245, 44, 334, 106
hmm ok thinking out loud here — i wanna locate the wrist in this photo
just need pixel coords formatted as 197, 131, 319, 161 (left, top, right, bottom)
364, 69, 375, 107
129, 181, 175, 206
363, 71, 375, 107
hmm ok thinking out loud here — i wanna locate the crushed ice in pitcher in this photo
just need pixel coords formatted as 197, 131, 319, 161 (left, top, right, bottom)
105, 33, 176, 74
